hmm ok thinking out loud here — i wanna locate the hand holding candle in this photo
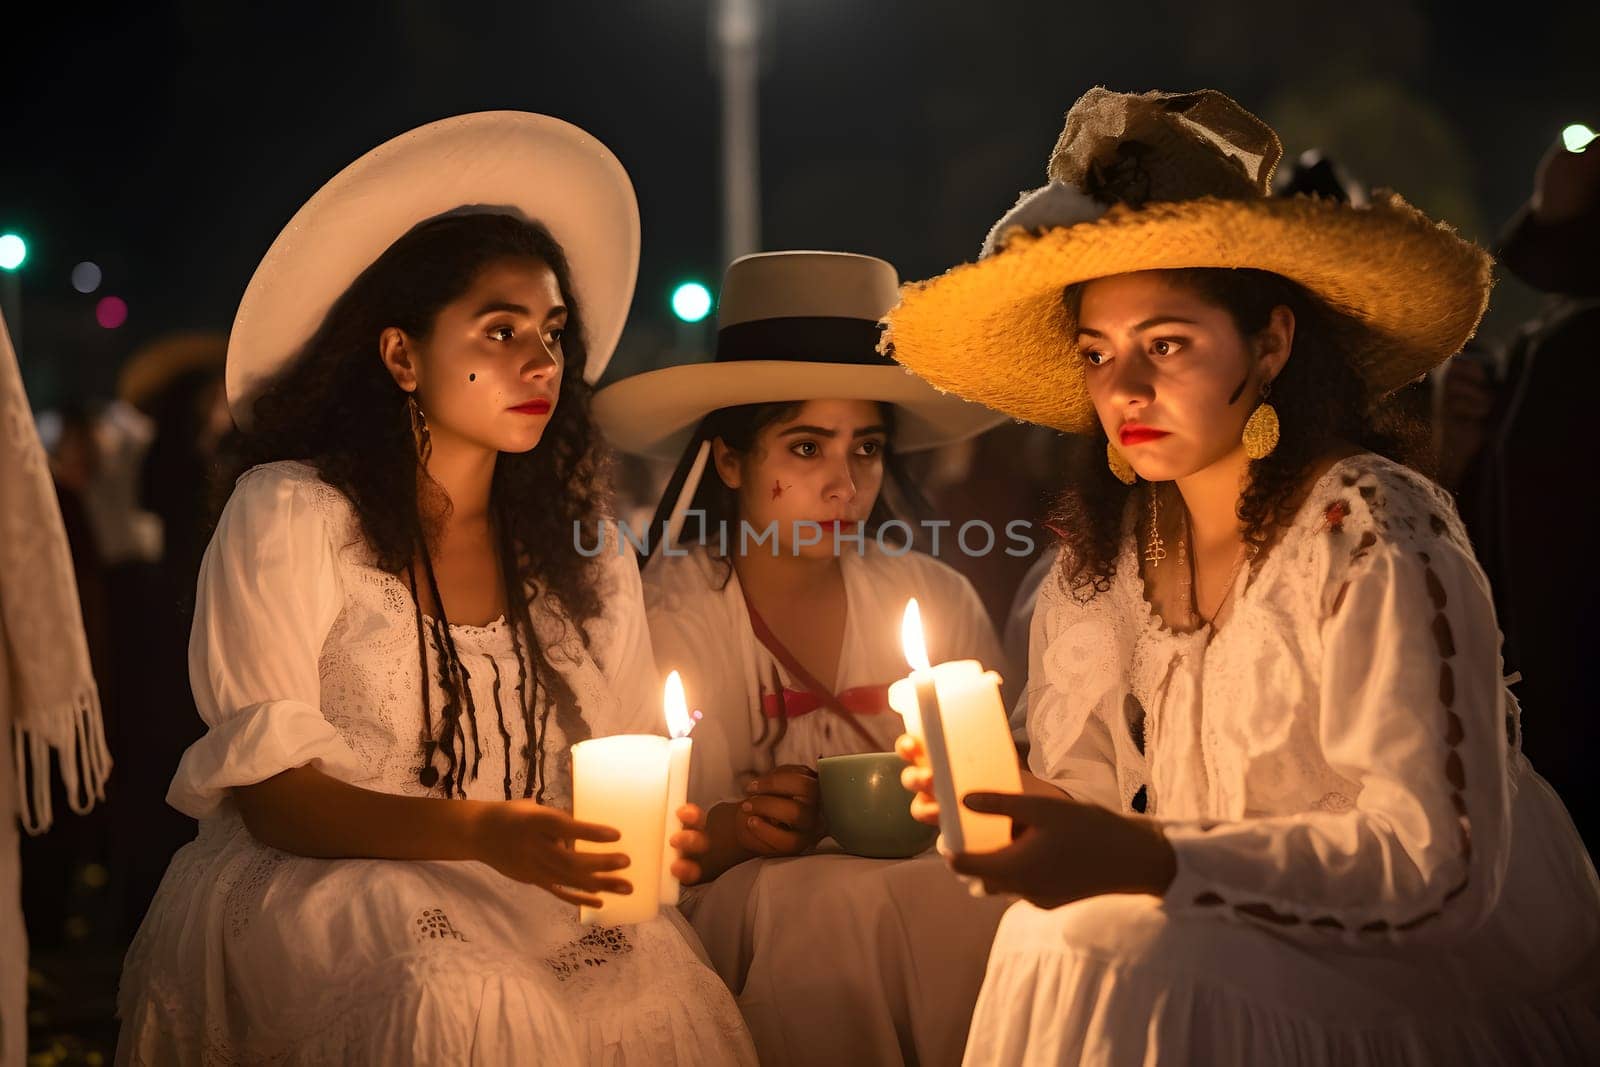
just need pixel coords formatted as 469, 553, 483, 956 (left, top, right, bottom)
659, 670, 698, 906
887, 599, 1022, 856
471, 802, 631, 908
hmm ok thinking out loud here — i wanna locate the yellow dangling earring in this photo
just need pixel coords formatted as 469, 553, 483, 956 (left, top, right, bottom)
1106, 440, 1137, 485
1241, 382, 1280, 461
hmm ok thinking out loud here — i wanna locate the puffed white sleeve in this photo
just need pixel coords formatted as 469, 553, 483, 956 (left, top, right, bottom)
166, 467, 362, 819
590, 529, 666, 738
1161, 507, 1514, 947
1022, 569, 1123, 811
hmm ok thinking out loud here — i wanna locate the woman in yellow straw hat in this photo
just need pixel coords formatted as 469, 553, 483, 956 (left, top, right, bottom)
893, 88, 1600, 1064
116, 113, 755, 1065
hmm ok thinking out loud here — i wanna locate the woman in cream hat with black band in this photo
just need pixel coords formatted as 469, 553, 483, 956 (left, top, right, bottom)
595, 250, 1014, 1066
894, 88, 1600, 1064
116, 112, 755, 1065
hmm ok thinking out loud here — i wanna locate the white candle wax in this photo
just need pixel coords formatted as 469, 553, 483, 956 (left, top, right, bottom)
571, 734, 670, 925
659, 736, 693, 905
889, 660, 1021, 854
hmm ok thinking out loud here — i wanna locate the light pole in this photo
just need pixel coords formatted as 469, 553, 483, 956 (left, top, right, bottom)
715, 0, 761, 266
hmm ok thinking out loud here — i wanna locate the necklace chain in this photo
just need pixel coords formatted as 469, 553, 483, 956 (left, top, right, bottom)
1179, 507, 1249, 627
1153, 487, 1251, 629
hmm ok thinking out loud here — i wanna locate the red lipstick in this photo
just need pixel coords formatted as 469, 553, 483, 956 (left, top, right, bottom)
1119, 423, 1170, 446
509, 398, 551, 416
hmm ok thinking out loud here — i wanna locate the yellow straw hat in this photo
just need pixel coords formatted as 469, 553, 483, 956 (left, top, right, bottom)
880, 87, 1493, 434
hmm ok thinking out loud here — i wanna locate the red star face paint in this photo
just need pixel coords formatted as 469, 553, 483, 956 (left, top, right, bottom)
771, 480, 786, 500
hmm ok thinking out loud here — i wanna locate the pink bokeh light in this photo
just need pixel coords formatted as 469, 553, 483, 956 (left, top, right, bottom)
96, 295, 128, 329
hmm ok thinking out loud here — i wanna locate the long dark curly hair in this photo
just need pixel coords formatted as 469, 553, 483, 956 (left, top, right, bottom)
1048, 267, 1427, 599
225, 211, 609, 801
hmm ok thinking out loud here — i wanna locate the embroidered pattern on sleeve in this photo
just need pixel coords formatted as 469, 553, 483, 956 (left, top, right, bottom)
1188, 461, 1475, 935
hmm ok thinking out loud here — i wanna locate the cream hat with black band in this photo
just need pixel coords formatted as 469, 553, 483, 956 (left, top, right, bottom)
594, 250, 1006, 461
593, 250, 1007, 560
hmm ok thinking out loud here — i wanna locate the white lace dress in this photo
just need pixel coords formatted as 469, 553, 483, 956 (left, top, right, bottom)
972, 454, 1600, 1066
115, 463, 756, 1066
644, 545, 1014, 1067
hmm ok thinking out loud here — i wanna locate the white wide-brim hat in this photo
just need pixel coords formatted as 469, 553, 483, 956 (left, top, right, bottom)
226, 111, 639, 423
593, 250, 1006, 461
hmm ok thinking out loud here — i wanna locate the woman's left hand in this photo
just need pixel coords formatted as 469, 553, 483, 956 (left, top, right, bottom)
948, 792, 1178, 909
669, 803, 711, 886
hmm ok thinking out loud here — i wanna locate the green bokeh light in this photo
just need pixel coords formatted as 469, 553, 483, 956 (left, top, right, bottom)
670, 281, 713, 323
0, 233, 27, 272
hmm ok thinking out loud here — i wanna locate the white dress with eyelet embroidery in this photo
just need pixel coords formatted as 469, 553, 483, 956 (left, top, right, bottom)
969, 454, 1600, 1066
115, 462, 756, 1066
644, 544, 1013, 1067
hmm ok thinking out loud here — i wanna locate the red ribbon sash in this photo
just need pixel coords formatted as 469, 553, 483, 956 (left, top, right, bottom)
761, 683, 893, 720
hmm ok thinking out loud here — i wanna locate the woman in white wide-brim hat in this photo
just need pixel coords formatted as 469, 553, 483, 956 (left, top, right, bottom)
893, 87, 1600, 1065
116, 112, 755, 1066
594, 250, 1015, 1066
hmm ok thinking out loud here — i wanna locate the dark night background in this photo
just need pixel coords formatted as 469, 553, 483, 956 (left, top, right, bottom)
3, 0, 1597, 406
3, 3, 1598, 1062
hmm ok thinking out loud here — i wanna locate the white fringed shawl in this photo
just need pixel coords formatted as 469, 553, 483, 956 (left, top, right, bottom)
0, 308, 110, 834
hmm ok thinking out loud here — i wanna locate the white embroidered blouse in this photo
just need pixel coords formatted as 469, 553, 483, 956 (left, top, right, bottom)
1025, 454, 1521, 944
167, 461, 660, 816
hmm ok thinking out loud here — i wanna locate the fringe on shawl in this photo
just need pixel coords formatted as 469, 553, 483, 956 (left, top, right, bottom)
13, 683, 111, 835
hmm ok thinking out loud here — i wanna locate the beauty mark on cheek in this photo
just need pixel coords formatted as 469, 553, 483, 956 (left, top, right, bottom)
468, 373, 477, 382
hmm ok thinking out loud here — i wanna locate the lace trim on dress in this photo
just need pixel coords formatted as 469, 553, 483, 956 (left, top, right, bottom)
544, 924, 635, 983
413, 907, 469, 943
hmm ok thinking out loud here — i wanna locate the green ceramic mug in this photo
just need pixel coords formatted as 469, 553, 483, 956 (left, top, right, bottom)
818, 752, 938, 859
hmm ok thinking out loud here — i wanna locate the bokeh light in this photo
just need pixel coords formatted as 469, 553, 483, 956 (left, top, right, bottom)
671, 281, 713, 323
1562, 124, 1597, 153
72, 261, 103, 293
96, 296, 128, 329
0, 233, 26, 271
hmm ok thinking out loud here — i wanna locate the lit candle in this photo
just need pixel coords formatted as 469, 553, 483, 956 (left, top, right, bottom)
572, 734, 671, 925
659, 670, 698, 906
887, 598, 1021, 855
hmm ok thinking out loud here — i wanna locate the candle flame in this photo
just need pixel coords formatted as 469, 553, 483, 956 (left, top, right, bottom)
901, 599, 932, 672
664, 670, 695, 738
